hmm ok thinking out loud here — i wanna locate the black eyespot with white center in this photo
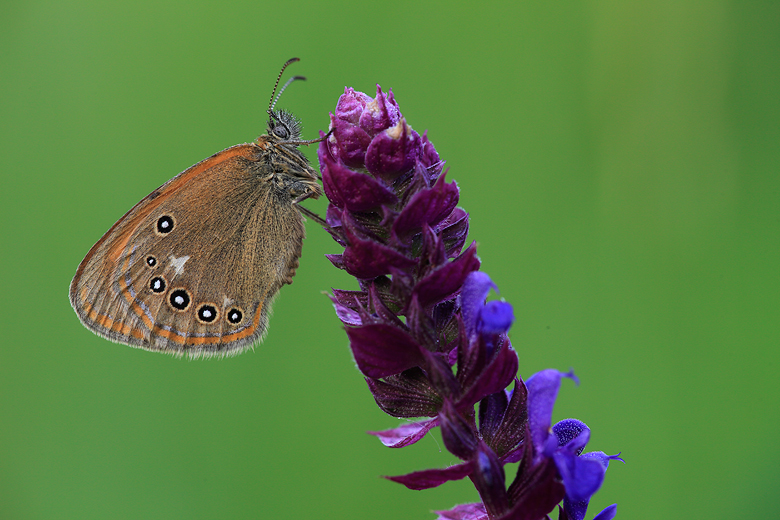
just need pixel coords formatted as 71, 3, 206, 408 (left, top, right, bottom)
146, 255, 157, 267
149, 276, 166, 293
169, 289, 191, 311
156, 215, 174, 235
227, 308, 243, 324
197, 304, 218, 324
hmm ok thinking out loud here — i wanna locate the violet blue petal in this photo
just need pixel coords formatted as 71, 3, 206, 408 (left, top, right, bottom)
365, 118, 422, 179
552, 419, 590, 456
392, 173, 460, 242
553, 449, 604, 503
366, 367, 443, 418
358, 85, 401, 136
562, 454, 621, 520
558, 368, 580, 387
412, 242, 481, 308
319, 141, 398, 212
341, 224, 417, 280
434, 503, 488, 520
461, 272, 498, 339
561, 452, 623, 519
581, 451, 626, 467
562, 495, 594, 520
592, 504, 617, 520
439, 400, 478, 460
478, 301, 515, 335
470, 443, 509, 518
367, 418, 439, 448
526, 369, 578, 459
387, 462, 473, 491
346, 324, 425, 378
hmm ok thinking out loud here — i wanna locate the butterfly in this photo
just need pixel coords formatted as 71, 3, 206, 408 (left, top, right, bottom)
70, 58, 326, 358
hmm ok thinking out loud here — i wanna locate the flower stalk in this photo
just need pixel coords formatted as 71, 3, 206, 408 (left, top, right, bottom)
318, 85, 621, 520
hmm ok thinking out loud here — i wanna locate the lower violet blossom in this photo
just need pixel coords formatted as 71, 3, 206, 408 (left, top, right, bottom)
319, 85, 622, 520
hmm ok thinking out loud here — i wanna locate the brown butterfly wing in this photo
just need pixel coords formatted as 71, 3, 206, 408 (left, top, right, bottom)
70, 144, 306, 357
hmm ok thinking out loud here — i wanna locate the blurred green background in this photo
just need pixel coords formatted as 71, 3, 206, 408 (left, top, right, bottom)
1, 1, 777, 519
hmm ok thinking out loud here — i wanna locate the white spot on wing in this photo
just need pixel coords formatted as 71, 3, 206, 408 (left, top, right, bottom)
169, 255, 190, 277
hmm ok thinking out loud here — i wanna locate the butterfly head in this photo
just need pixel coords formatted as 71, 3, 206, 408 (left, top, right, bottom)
267, 109, 303, 143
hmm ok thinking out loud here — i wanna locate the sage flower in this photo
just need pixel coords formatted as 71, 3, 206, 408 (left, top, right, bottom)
318, 85, 621, 520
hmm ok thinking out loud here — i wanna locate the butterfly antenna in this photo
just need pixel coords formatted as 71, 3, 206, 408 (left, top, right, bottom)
268, 57, 305, 113
271, 75, 307, 113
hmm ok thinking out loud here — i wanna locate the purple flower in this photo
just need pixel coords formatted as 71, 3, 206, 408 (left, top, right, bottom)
435, 503, 488, 520
526, 370, 625, 520
319, 85, 621, 520
327, 86, 424, 180
592, 504, 618, 520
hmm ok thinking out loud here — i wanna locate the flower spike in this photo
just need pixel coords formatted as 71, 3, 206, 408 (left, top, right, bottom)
319, 85, 621, 520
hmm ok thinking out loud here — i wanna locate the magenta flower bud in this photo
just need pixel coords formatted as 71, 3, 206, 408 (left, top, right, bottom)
364, 117, 422, 180
337, 87, 372, 125
327, 88, 373, 168
358, 85, 401, 135
328, 85, 422, 180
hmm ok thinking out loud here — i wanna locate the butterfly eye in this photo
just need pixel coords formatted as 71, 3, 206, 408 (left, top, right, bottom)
272, 125, 290, 139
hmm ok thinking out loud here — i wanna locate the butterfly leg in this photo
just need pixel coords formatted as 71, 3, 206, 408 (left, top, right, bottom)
296, 204, 327, 227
